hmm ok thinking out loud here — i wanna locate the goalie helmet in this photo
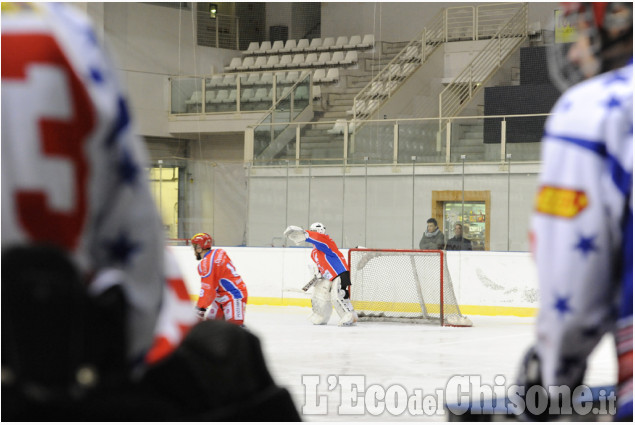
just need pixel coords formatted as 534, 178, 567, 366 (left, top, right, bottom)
309, 222, 326, 234
548, 2, 633, 91
191, 232, 213, 249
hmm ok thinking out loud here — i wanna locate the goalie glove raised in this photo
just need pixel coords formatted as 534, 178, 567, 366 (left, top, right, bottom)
284, 225, 306, 245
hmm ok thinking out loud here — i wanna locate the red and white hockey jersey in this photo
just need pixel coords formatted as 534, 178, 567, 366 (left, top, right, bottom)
305, 231, 349, 280
1, 2, 197, 367
196, 248, 248, 309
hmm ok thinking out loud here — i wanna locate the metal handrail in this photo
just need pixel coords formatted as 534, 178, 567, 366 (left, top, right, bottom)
438, 3, 527, 120
353, 8, 446, 121
353, 2, 526, 123
253, 71, 312, 127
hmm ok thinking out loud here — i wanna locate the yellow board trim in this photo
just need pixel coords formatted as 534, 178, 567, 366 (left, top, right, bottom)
189, 295, 537, 317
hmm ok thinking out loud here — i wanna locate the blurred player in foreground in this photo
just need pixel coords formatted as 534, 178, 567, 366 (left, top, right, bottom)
519, 2, 632, 420
285, 222, 357, 326
191, 233, 248, 326
1, 3, 299, 420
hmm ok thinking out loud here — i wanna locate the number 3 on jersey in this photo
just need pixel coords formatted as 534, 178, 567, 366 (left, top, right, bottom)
2, 34, 95, 250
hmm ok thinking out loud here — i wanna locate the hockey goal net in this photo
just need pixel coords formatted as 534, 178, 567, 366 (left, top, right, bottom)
348, 249, 472, 327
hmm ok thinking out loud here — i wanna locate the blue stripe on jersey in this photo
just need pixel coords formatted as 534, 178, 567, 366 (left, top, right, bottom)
608, 155, 633, 197
619, 207, 633, 321
219, 278, 243, 299
201, 250, 215, 278
616, 399, 633, 422
543, 132, 607, 156
544, 132, 632, 196
306, 236, 348, 275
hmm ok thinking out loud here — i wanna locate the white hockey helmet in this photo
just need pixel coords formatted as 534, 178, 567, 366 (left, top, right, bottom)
309, 222, 326, 234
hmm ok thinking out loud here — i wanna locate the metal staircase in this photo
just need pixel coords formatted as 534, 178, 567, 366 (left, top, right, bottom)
352, 8, 446, 121
438, 3, 528, 122
354, 3, 528, 122
250, 72, 314, 161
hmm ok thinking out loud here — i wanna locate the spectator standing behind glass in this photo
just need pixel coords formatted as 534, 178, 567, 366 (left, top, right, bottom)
446, 223, 472, 251
419, 218, 446, 250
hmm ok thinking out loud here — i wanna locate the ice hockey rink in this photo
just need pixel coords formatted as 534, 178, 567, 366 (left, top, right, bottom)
243, 305, 617, 422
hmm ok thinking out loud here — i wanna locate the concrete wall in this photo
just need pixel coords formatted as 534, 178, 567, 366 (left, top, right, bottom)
88, 3, 239, 138
170, 246, 539, 317
245, 162, 540, 251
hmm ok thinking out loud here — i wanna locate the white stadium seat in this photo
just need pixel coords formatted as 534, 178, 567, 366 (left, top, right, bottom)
185, 90, 202, 105
313, 69, 326, 83
315, 52, 330, 67
252, 56, 267, 70
221, 74, 236, 87
265, 55, 280, 69
260, 73, 274, 85
243, 73, 260, 86
306, 38, 322, 51
293, 38, 310, 52
223, 89, 237, 104
326, 51, 344, 66
331, 36, 348, 50
327, 119, 348, 134
291, 54, 305, 68
274, 71, 287, 85
344, 35, 362, 49
360, 34, 375, 49
279, 39, 296, 53
285, 71, 300, 84
295, 86, 309, 100
263, 87, 274, 102
323, 68, 339, 83
225, 57, 242, 72
237, 56, 255, 71
207, 74, 224, 88
212, 89, 229, 104
276, 54, 293, 69
304, 53, 318, 67
267, 40, 284, 54
242, 41, 259, 55
252, 87, 267, 102
341, 51, 358, 66
241, 88, 255, 102
321, 37, 335, 51
205, 90, 215, 105
256, 41, 272, 55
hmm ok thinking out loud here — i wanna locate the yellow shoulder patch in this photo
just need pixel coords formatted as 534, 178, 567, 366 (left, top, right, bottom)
535, 186, 588, 218
1, 3, 37, 15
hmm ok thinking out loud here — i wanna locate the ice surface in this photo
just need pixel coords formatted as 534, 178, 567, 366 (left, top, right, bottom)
243, 305, 617, 422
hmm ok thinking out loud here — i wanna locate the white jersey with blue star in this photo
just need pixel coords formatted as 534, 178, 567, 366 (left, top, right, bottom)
1, 3, 197, 368
532, 60, 633, 412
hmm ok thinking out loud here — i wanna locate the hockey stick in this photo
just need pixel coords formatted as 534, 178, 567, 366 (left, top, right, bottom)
282, 287, 307, 294
302, 275, 320, 292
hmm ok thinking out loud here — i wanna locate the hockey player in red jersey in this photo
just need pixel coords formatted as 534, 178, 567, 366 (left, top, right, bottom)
191, 233, 248, 326
284, 222, 357, 326
1, 4, 300, 419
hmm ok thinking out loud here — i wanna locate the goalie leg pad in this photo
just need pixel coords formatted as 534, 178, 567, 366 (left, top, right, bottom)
330, 277, 357, 327
309, 279, 332, 325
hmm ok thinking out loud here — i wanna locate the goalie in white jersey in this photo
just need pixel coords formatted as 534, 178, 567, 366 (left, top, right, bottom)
519, 3, 632, 420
